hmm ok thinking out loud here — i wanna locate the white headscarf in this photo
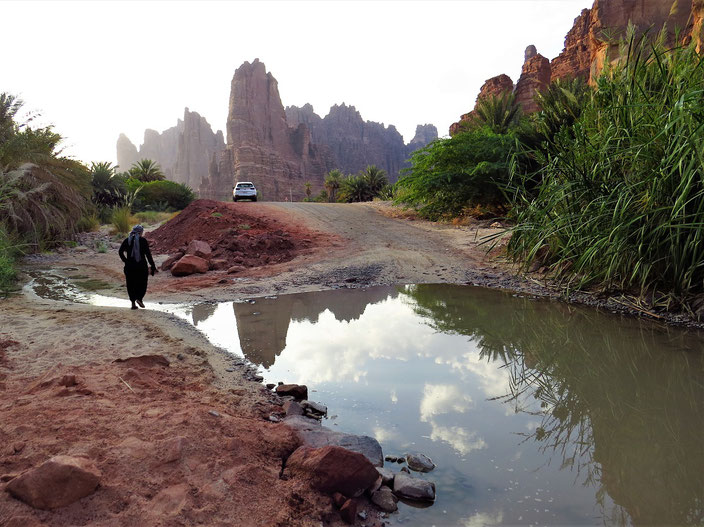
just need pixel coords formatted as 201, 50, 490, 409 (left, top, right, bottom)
128, 225, 144, 262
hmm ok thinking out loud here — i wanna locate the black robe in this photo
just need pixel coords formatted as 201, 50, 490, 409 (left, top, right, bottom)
118, 237, 156, 302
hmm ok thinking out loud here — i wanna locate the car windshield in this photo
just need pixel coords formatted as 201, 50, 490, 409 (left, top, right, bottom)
236, 184, 254, 189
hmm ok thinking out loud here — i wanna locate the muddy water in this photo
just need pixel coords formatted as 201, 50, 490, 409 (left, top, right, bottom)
25, 275, 704, 526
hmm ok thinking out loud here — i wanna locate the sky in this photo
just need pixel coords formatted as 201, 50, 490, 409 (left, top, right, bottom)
3, 0, 591, 165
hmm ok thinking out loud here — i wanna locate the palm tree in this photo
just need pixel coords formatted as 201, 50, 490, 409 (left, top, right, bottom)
90, 162, 128, 207
339, 175, 369, 203
361, 165, 388, 197
304, 181, 312, 200
474, 92, 521, 134
129, 159, 165, 182
324, 169, 343, 202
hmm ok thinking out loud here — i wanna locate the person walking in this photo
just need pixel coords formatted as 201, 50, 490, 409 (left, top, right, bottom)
118, 224, 157, 309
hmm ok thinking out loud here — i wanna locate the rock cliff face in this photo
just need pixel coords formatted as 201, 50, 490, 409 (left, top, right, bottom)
285, 103, 436, 183
116, 109, 224, 190
551, 0, 694, 82
450, 0, 700, 135
514, 53, 552, 114
200, 59, 336, 201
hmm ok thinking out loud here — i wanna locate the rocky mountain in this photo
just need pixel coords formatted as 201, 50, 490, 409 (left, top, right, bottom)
122, 60, 437, 201
285, 104, 437, 183
116, 108, 224, 190
450, 0, 700, 134
200, 59, 336, 201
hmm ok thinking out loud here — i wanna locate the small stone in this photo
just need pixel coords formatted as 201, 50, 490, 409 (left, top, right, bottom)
13, 443, 25, 454
252, 374, 264, 382
283, 400, 304, 417
358, 510, 367, 520
208, 410, 221, 417
171, 255, 209, 276
396, 457, 406, 464
301, 400, 327, 416
376, 466, 394, 486
266, 383, 276, 390
339, 498, 358, 524
393, 472, 436, 502
159, 436, 186, 464
275, 383, 308, 400
384, 455, 398, 463
332, 492, 347, 508
225, 368, 235, 373
58, 375, 77, 387
400, 466, 410, 474
406, 453, 435, 473
371, 487, 398, 512
176, 354, 185, 361
268, 415, 280, 423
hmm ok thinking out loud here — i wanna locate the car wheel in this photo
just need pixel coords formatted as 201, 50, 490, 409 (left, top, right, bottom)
233, 197, 238, 202
252, 197, 257, 202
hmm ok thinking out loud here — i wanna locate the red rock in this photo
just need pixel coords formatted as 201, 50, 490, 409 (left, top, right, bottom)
58, 375, 77, 387
158, 436, 186, 464
186, 239, 212, 259
332, 491, 347, 508
5, 455, 101, 510
286, 445, 379, 498
226, 265, 246, 275
171, 255, 209, 276
160, 252, 183, 271
552, 0, 695, 83
150, 483, 189, 516
339, 498, 358, 524
275, 383, 308, 400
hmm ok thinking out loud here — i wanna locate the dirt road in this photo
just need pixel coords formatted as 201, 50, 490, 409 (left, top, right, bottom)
141, 201, 517, 302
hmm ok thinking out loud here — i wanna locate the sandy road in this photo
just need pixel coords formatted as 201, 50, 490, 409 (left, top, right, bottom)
213, 201, 514, 299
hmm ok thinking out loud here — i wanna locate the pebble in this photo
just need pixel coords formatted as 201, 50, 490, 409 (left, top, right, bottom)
225, 368, 235, 372
358, 511, 367, 520
208, 410, 221, 417
176, 354, 185, 361
266, 383, 276, 390
268, 415, 280, 423
384, 455, 398, 463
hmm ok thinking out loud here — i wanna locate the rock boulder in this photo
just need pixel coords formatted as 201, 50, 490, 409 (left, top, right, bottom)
171, 255, 209, 276
5, 455, 101, 510
393, 472, 436, 502
287, 445, 379, 498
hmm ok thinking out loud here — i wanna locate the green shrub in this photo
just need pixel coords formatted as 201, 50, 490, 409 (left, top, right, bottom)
134, 211, 175, 225
394, 127, 516, 219
111, 206, 132, 235
508, 35, 704, 302
76, 213, 100, 232
130, 180, 194, 211
0, 226, 17, 295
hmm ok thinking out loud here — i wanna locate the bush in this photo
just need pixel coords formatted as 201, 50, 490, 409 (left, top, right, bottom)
0, 226, 17, 295
76, 213, 100, 232
129, 179, 195, 211
111, 206, 133, 235
508, 35, 704, 301
394, 127, 516, 219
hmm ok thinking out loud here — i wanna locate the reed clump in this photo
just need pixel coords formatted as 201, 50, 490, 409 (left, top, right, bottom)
508, 34, 704, 305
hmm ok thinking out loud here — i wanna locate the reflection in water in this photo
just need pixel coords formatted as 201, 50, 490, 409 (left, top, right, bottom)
403, 284, 704, 525
233, 287, 399, 367
191, 303, 217, 326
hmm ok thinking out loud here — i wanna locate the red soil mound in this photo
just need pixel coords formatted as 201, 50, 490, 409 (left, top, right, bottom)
148, 200, 311, 269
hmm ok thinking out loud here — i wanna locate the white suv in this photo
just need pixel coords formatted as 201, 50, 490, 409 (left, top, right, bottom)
233, 182, 257, 202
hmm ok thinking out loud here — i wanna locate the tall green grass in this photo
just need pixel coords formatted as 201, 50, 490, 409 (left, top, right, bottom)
111, 206, 133, 235
508, 35, 704, 304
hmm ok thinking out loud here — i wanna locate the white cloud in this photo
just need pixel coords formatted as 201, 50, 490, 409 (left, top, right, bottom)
419, 384, 474, 422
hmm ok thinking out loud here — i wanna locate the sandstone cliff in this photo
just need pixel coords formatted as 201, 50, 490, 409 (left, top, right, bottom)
285, 103, 437, 183
449, 74, 515, 136
450, 0, 700, 135
116, 108, 224, 190
200, 59, 336, 201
